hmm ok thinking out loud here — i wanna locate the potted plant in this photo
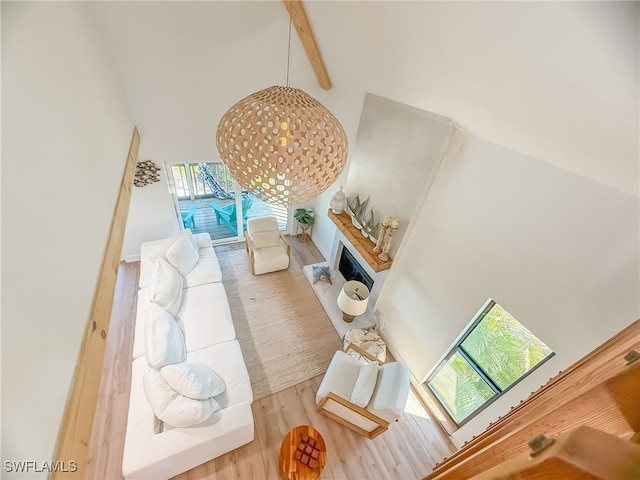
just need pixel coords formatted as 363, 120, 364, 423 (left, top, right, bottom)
294, 208, 314, 241
294, 208, 315, 225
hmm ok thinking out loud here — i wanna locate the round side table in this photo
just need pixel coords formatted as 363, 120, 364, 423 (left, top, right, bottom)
279, 425, 326, 480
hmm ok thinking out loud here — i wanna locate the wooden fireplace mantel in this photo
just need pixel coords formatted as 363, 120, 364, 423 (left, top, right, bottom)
327, 210, 393, 273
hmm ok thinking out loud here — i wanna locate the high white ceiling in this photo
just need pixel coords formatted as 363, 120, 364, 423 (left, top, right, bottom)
88, 1, 639, 195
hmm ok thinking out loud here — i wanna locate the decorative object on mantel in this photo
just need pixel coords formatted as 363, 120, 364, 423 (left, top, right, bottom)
378, 218, 399, 261
373, 216, 392, 254
360, 210, 380, 240
346, 194, 381, 241
133, 160, 161, 187
215, 21, 348, 207
330, 186, 348, 214
327, 210, 393, 273
337, 280, 369, 323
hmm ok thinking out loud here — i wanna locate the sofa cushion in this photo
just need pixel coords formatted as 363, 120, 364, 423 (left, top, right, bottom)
160, 362, 226, 400
166, 234, 199, 276
186, 340, 253, 410
350, 361, 379, 407
149, 259, 183, 317
144, 304, 186, 369
182, 253, 223, 289
143, 370, 220, 428
175, 283, 236, 352
253, 245, 290, 275
250, 230, 281, 248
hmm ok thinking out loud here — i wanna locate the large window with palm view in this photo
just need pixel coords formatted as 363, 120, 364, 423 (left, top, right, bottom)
427, 299, 554, 425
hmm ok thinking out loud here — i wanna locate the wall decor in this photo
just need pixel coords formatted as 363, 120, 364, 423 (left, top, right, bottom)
133, 160, 161, 187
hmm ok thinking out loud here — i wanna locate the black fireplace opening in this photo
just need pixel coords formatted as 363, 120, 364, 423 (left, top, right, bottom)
338, 246, 374, 291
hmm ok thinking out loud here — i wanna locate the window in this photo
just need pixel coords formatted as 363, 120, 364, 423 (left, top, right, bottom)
427, 299, 554, 425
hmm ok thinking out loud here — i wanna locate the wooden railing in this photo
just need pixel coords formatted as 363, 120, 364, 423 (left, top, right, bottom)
50, 128, 139, 480
424, 319, 640, 479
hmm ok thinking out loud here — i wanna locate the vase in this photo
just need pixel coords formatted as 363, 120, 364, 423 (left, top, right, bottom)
330, 186, 347, 214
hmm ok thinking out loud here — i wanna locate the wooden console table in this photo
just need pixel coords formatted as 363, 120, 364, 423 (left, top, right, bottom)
327, 210, 393, 273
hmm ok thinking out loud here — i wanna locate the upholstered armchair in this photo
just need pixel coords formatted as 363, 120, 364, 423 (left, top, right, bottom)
315, 350, 411, 439
245, 216, 291, 275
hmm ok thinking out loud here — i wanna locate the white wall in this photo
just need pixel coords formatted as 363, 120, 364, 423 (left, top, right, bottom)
121, 158, 180, 262
376, 131, 640, 446
88, 1, 638, 256
308, 1, 639, 196
343, 93, 455, 259
2, 3, 133, 474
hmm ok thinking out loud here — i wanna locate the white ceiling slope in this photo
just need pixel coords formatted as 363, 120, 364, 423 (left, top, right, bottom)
89, 1, 639, 195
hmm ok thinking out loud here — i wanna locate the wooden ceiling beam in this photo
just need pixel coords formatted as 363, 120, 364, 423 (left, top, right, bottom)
283, 0, 331, 90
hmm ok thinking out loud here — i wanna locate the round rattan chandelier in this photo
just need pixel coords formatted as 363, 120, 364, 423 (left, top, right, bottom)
216, 85, 348, 206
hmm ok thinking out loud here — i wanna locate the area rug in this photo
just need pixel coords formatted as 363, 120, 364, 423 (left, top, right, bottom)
217, 248, 342, 401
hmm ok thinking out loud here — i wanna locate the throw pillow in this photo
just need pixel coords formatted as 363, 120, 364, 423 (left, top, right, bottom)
166, 234, 199, 276
149, 229, 199, 262
312, 266, 332, 285
143, 370, 221, 428
160, 362, 226, 400
149, 258, 183, 317
350, 361, 379, 407
144, 303, 186, 369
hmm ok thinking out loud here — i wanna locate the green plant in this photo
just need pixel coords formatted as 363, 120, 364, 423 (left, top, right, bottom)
294, 208, 315, 225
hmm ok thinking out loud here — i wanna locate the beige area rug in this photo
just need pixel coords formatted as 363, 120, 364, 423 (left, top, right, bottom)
217, 249, 342, 401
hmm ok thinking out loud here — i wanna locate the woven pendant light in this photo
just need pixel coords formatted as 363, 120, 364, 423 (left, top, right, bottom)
216, 85, 348, 206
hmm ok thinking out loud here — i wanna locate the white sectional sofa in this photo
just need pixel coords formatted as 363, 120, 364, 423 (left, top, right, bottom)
122, 230, 254, 480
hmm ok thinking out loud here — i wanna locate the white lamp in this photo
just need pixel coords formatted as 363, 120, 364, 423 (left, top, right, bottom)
337, 281, 370, 323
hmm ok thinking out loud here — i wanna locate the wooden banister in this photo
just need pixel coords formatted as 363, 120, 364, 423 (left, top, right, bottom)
50, 128, 139, 480
425, 319, 640, 479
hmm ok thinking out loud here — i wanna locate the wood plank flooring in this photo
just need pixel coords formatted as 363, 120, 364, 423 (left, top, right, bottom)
86, 238, 455, 480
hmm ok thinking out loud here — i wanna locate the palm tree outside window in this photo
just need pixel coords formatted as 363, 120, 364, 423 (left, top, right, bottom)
426, 299, 554, 425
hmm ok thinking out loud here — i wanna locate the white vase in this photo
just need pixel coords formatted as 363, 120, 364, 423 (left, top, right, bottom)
330, 186, 347, 214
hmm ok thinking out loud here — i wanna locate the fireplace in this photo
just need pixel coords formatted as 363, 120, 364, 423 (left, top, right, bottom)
338, 246, 374, 291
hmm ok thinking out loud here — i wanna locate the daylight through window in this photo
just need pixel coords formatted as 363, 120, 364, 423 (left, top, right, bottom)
427, 299, 554, 425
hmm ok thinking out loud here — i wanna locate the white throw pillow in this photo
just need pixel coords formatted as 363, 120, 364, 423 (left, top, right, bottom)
160, 362, 226, 400
149, 259, 183, 317
143, 370, 221, 428
144, 303, 186, 369
166, 234, 199, 276
350, 361, 379, 407
149, 229, 199, 262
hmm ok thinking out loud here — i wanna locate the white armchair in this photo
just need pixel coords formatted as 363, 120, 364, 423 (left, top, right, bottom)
245, 216, 290, 275
315, 350, 411, 439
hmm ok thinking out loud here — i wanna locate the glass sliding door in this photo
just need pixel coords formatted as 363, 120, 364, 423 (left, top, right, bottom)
172, 162, 288, 243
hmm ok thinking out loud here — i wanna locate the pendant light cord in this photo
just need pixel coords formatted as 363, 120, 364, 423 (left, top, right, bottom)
286, 18, 292, 87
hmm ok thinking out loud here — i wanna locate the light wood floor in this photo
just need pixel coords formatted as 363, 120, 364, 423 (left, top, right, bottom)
86, 237, 455, 480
